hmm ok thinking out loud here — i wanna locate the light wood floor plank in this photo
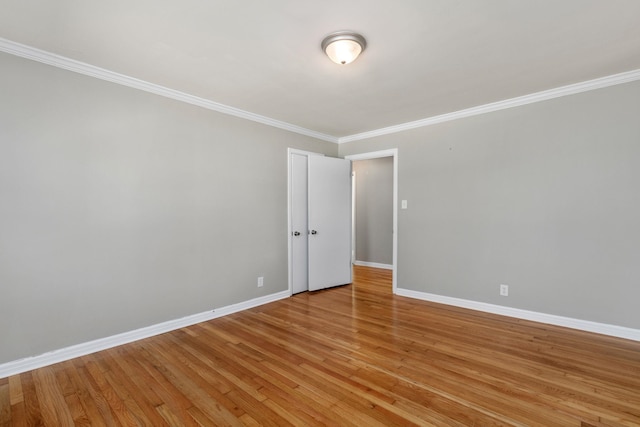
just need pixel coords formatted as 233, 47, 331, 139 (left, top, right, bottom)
0, 379, 10, 427
2, 265, 640, 426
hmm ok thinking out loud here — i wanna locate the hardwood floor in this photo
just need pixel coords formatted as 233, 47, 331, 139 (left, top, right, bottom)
1, 265, 639, 426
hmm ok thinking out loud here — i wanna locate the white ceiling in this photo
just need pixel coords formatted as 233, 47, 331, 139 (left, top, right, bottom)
1, 0, 640, 140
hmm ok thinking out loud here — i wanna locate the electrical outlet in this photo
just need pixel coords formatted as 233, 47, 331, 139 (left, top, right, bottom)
257, 276, 264, 288
500, 284, 509, 296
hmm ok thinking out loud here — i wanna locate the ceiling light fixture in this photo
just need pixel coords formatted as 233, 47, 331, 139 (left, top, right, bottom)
321, 31, 366, 65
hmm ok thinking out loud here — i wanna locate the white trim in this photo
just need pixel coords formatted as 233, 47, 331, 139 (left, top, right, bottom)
338, 68, 640, 143
396, 288, 640, 342
0, 37, 338, 144
0, 290, 289, 379
353, 261, 393, 270
345, 149, 398, 294
3, 38, 639, 146
344, 149, 398, 162
351, 170, 357, 264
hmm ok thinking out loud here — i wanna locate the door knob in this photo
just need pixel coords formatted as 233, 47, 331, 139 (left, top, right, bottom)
293, 231, 301, 236
310, 230, 318, 235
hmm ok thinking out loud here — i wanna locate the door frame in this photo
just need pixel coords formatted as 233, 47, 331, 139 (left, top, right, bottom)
287, 148, 324, 295
345, 149, 398, 294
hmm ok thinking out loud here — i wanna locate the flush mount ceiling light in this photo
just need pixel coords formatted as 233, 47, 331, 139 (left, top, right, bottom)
321, 31, 367, 65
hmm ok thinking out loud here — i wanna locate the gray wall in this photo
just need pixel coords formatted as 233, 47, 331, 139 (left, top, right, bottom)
340, 80, 640, 329
0, 52, 337, 364
353, 158, 393, 265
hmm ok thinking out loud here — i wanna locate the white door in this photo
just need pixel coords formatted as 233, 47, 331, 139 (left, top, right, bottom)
308, 156, 352, 291
291, 153, 309, 294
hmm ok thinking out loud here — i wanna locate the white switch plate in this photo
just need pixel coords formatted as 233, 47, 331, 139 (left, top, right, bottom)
401, 200, 408, 209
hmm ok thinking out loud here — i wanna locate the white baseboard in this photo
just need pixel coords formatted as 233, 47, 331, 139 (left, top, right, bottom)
395, 288, 640, 342
5, 287, 637, 379
0, 290, 290, 379
353, 260, 393, 270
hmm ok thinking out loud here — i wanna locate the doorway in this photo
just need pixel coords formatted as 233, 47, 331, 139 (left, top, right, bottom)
345, 149, 398, 293
352, 157, 394, 269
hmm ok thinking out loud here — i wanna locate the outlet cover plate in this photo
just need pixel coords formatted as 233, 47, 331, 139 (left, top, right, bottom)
500, 284, 509, 296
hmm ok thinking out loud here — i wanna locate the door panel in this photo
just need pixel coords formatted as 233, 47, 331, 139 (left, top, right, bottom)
308, 156, 352, 291
291, 154, 309, 294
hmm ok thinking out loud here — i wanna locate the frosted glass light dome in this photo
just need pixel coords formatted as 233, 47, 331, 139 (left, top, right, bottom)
321, 31, 366, 65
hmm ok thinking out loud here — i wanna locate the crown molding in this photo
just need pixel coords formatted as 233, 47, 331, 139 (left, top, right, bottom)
0, 37, 339, 144
339, 68, 640, 143
2, 37, 639, 146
